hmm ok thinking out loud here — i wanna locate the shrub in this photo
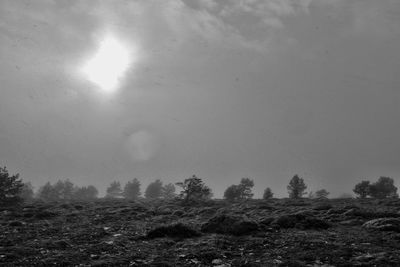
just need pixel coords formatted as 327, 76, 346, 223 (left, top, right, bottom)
287, 175, 307, 199
0, 166, 23, 206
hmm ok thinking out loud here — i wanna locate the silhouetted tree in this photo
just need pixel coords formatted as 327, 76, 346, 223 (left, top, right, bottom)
145, 179, 163, 199
162, 183, 176, 199
223, 178, 254, 201
315, 189, 330, 199
38, 182, 59, 202
353, 181, 370, 199
123, 178, 141, 200
369, 177, 398, 199
73, 185, 98, 200
287, 175, 307, 199
176, 175, 212, 203
263, 187, 274, 199
106, 181, 123, 199
238, 178, 254, 199
0, 166, 23, 206
19, 182, 34, 202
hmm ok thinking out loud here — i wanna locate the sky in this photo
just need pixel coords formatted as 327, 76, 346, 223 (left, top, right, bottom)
1, 0, 400, 198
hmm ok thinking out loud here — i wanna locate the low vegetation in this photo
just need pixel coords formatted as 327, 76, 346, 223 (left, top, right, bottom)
1, 166, 400, 265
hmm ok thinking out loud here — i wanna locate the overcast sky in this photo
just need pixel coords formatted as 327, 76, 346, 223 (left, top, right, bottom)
1, 0, 400, 197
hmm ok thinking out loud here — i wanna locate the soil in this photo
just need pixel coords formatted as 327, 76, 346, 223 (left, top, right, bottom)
1, 198, 400, 266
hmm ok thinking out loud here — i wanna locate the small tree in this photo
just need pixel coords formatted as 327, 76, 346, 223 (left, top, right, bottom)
106, 181, 123, 199
123, 178, 141, 200
73, 185, 98, 200
19, 182, 35, 202
38, 182, 59, 202
353, 181, 370, 199
263, 187, 273, 199
145, 179, 163, 199
238, 178, 254, 199
53, 179, 75, 201
176, 175, 212, 203
287, 175, 307, 199
369, 177, 398, 199
315, 189, 330, 199
0, 166, 23, 205
162, 183, 176, 199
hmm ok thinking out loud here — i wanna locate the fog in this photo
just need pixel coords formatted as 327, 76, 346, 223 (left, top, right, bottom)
1, 0, 400, 197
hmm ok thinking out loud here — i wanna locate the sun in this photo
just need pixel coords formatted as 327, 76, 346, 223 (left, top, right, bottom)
81, 35, 133, 94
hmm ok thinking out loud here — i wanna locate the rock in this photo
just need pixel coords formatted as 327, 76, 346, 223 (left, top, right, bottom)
172, 210, 185, 217
201, 214, 259, 235
272, 214, 330, 230
8, 220, 24, 227
362, 218, 400, 232
313, 203, 333, 211
34, 210, 58, 219
339, 219, 365, 226
212, 259, 223, 265
147, 223, 201, 239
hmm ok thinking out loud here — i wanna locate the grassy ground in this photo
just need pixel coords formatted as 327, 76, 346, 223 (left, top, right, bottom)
1, 198, 400, 266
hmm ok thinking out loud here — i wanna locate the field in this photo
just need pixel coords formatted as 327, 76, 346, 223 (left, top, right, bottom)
1, 198, 400, 266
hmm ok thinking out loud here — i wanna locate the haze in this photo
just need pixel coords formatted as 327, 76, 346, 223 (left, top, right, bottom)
1, 0, 400, 198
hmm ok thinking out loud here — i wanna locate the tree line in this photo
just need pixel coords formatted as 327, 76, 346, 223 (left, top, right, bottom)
0, 165, 398, 206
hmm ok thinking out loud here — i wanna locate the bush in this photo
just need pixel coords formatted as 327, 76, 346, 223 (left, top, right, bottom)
287, 175, 307, 199
176, 175, 212, 203
0, 166, 23, 206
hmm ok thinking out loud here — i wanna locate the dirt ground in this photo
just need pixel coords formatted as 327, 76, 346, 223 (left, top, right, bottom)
1, 198, 400, 266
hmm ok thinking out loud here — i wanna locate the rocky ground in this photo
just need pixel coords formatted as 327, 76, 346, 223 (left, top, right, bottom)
1, 198, 400, 266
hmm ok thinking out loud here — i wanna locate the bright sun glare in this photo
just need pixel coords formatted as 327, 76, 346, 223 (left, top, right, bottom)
82, 36, 132, 94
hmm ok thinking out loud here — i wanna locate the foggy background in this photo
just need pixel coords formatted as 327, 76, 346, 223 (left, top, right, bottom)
1, 0, 400, 198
